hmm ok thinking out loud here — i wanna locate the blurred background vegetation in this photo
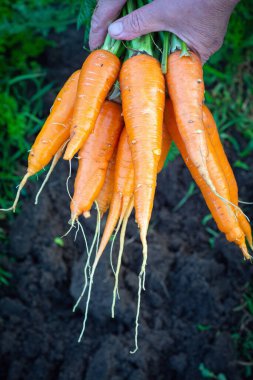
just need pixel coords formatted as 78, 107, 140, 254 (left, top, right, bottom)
0, 0, 252, 376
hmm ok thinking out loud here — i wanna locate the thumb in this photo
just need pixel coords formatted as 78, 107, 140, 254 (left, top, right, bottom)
108, 0, 168, 40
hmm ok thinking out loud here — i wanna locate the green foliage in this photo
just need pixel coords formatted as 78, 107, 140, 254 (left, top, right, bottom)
164, 141, 179, 167
173, 182, 196, 211
78, 0, 97, 46
199, 363, 227, 380
0, 0, 80, 208
0, 0, 79, 75
54, 237, 65, 247
196, 324, 212, 332
0, 267, 12, 286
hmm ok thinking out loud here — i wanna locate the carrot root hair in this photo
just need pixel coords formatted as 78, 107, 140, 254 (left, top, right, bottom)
129, 272, 143, 355
66, 159, 73, 201
213, 190, 250, 222
77, 244, 101, 342
73, 203, 101, 312
74, 203, 101, 336
0, 172, 30, 213
109, 217, 123, 280
129, 228, 148, 354
34, 140, 68, 205
111, 199, 134, 318
61, 218, 76, 238
72, 218, 98, 313
238, 200, 253, 205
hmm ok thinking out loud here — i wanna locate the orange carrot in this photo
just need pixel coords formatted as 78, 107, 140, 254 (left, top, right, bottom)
120, 54, 165, 270
165, 99, 250, 259
70, 101, 123, 221
96, 151, 116, 218
95, 128, 135, 263
203, 105, 252, 248
166, 51, 215, 192
2, 70, 80, 211
64, 50, 121, 160
158, 122, 172, 173
95, 120, 171, 266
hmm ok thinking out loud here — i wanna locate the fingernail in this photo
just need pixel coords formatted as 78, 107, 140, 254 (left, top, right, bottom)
108, 22, 123, 36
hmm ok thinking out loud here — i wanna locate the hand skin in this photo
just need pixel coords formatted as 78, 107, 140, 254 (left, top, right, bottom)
89, 0, 239, 63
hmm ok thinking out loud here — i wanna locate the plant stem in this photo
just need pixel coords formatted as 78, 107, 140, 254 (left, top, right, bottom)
170, 34, 190, 57
126, 0, 153, 57
161, 31, 170, 74
101, 34, 122, 57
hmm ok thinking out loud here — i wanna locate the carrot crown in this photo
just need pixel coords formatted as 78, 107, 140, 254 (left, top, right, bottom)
161, 32, 190, 74
170, 34, 190, 57
101, 33, 123, 57
125, 0, 153, 58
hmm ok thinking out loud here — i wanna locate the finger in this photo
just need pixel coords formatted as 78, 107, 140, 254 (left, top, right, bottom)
89, 0, 127, 50
108, 0, 169, 40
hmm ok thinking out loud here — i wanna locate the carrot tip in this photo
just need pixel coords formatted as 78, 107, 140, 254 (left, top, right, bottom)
69, 216, 77, 226
0, 172, 30, 213
83, 211, 91, 219
35, 142, 65, 205
240, 244, 251, 261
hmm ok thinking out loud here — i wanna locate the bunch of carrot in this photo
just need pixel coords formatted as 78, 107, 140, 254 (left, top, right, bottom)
2, 0, 252, 352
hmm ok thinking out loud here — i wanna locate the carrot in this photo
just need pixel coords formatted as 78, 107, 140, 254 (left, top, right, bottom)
2, 70, 80, 212
165, 99, 250, 259
158, 122, 172, 173
166, 51, 215, 193
203, 105, 252, 248
95, 128, 135, 263
76, 119, 171, 345
64, 50, 121, 160
75, 128, 134, 342
120, 53, 165, 273
111, 197, 134, 318
96, 151, 116, 218
70, 101, 123, 221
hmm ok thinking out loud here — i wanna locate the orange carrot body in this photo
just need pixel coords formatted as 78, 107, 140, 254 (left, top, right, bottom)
165, 99, 249, 258
28, 70, 80, 175
64, 50, 120, 160
96, 128, 135, 260
166, 51, 214, 190
96, 120, 171, 262
158, 123, 172, 173
203, 105, 252, 247
96, 151, 116, 217
70, 101, 123, 220
120, 54, 165, 243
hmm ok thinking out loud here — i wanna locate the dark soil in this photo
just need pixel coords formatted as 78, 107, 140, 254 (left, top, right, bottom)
1, 26, 253, 380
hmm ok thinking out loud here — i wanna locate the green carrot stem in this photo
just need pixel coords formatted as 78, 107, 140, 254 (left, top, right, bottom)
126, 0, 153, 57
161, 31, 170, 74
101, 34, 122, 57
170, 34, 190, 57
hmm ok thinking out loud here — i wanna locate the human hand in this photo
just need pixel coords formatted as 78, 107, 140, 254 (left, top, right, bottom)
89, 0, 239, 63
